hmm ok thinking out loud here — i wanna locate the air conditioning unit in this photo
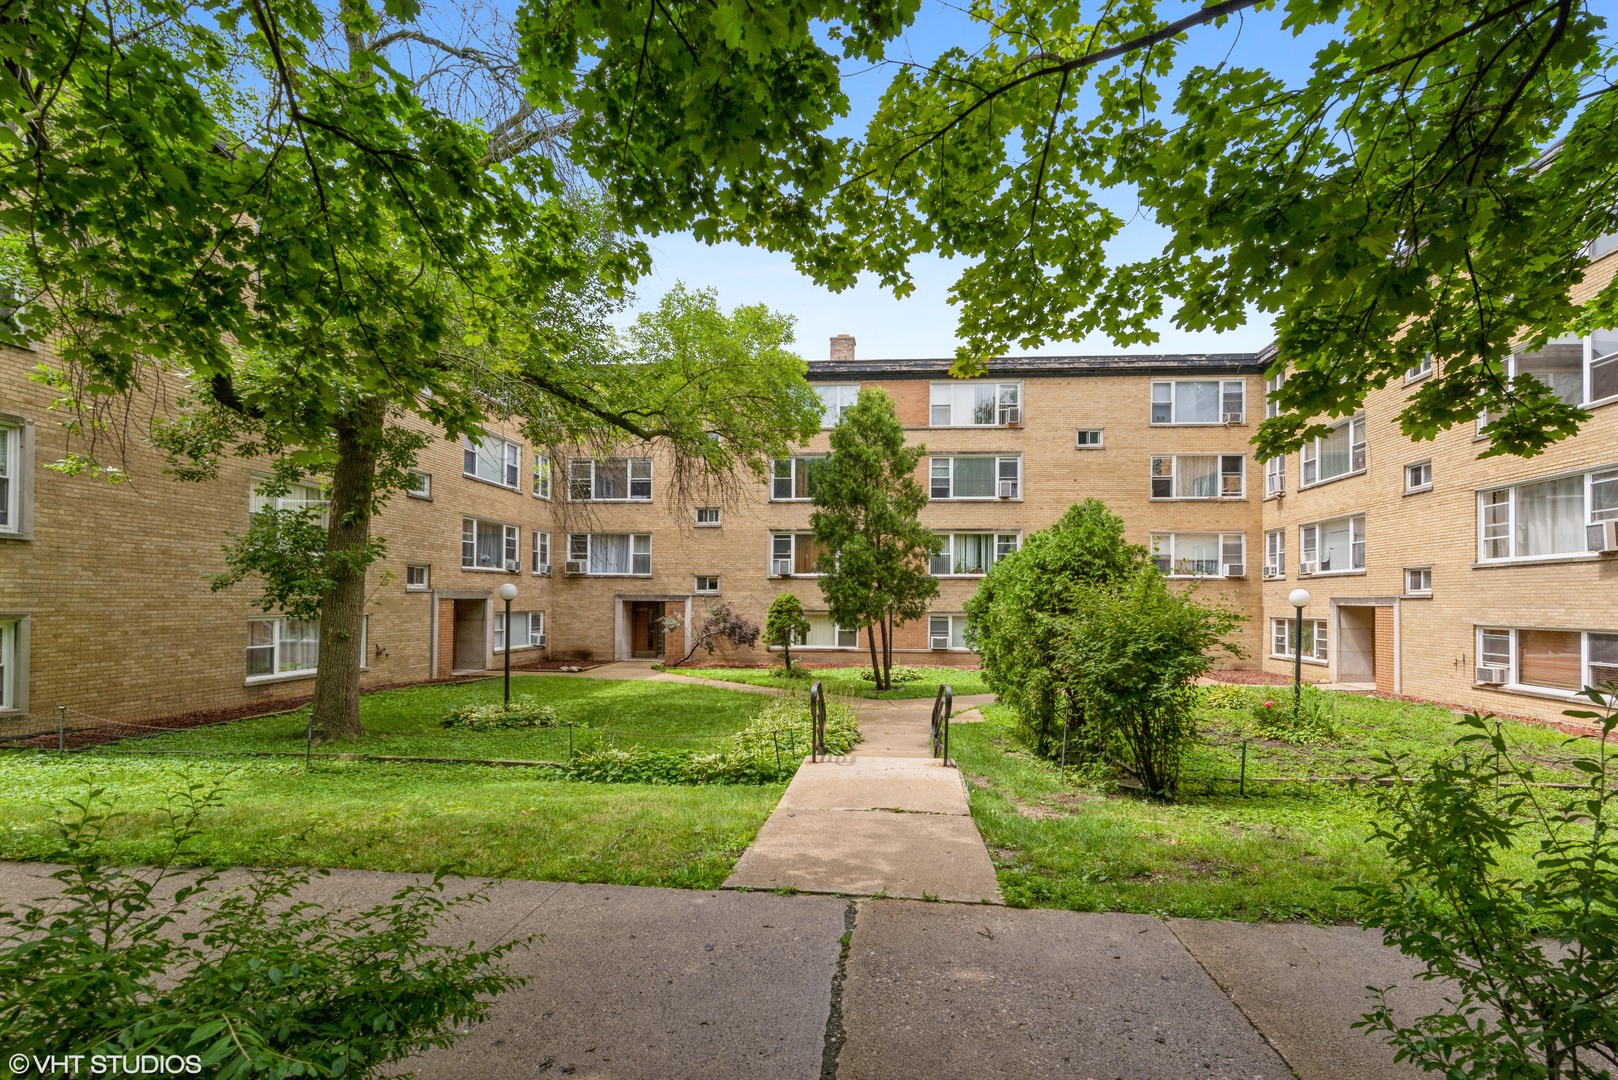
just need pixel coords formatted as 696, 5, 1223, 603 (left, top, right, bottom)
1475, 665, 1508, 685
1298, 560, 1317, 575
1223, 411, 1244, 424
997, 480, 1018, 499
1222, 563, 1246, 579
564, 559, 588, 575
930, 635, 950, 650
1000, 407, 1022, 427
504, 559, 521, 573
1587, 520, 1618, 553
533, 634, 547, 648
1262, 563, 1280, 579
535, 563, 551, 577
772, 559, 794, 577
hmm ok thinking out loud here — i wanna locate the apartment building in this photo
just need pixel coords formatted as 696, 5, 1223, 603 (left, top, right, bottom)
3, 246, 1615, 729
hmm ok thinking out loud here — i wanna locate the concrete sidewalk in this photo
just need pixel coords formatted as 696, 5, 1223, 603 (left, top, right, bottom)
0, 862, 1449, 1079
723, 694, 1003, 903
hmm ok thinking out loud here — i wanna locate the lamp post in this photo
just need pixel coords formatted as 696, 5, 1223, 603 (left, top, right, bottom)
498, 583, 518, 707
1288, 587, 1312, 713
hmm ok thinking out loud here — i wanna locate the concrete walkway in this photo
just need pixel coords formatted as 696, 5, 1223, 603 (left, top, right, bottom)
723, 693, 1003, 903
0, 862, 1450, 1079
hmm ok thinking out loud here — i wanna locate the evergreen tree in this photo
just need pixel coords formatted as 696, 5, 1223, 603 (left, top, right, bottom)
764, 593, 812, 672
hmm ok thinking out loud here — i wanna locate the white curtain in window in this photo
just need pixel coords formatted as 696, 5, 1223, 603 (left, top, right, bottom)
1515, 476, 1584, 556
1177, 534, 1219, 574
1516, 339, 1584, 405
280, 619, 320, 673
1177, 456, 1219, 498
591, 534, 631, 574
1175, 382, 1219, 422
474, 524, 503, 567
1317, 424, 1350, 478
802, 615, 838, 648
956, 534, 993, 573
1318, 519, 1353, 571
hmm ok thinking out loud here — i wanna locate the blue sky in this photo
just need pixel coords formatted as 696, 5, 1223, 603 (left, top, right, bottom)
621, 1, 1331, 361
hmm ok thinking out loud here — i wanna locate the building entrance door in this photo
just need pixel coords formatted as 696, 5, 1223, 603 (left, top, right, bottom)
452, 598, 487, 672
629, 601, 665, 660
1337, 606, 1377, 687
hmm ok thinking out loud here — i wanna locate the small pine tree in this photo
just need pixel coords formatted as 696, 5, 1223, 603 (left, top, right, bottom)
764, 592, 812, 671
811, 388, 940, 690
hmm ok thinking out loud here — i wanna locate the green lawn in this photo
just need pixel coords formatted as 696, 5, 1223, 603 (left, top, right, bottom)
126, 676, 767, 762
671, 664, 990, 699
955, 691, 1597, 922
0, 678, 800, 889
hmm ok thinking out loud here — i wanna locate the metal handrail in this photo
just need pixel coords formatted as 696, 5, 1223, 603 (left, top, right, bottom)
930, 684, 953, 767
809, 680, 828, 762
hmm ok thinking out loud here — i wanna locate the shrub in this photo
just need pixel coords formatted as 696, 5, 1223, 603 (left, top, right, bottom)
1354, 690, 1618, 1077
1200, 683, 1258, 710
0, 784, 525, 1077
440, 696, 565, 730
1248, 689, 1336, 744
764, 593, 811, 672
662, 601, 762, 666
727, 695, 862, 759
856, 664, 924, 684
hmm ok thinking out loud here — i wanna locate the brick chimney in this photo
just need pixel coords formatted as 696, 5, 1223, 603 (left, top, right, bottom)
829, 333, 856, 361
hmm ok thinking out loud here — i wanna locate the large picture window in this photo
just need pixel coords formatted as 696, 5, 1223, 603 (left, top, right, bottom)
1150, 379, 1245, 424
567, 533, 651, 576
1480, 468, 1618, 561
1149, 533, 1245, 578
797, 615, 858, 649
249, 476, 328, 521
1150, 455, 1244, 499
1300, 413, 1366, 487
930, 455, 1021, 499
462, 518, 520, 571
929, 381, 1021, 426
246, 617, 322, 680
771, 457, 828, 501
1299, 514, 1366, 574
1476, 627, 1618, 694
770, 532, 830, 576
568, 457, 652, 501
1271, 618, 1327, 662
931, 533, 1018, 576
464, 435, 521, 489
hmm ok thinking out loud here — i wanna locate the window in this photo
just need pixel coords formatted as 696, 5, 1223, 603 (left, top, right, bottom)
1264, 372, 1285, 419
1406, 354, 1434, 382
1264, 530, 1285, 579
1150, 455, 1244, 499
796, 615, 858, 649
771, 457, 827, 501
930, 455, 1021, 499
495, 612, 547, 652
929, 381, 1021, 426
1300, 514, 1366, 574
1479, 468, 1617, 561
770, 532, 830, 575
1150, 379, 1245, 424
1475, 627, 1618, 694
694, 575, 720, 594
462, 518, 520, 571
532, 531, 551, 575
1271, 618, 1327, 662
1300, 413, 1366, 487
246, 617, 329, 680
0, 421, 22, 535
931, 533, 1018, 576
1405, 567, 1432, 595
250, 476, 327, 520
567, 533, 651, 576
1264, 455, 1286, 498
1150, 533, 1245, 578
1075, 428, 1104, 448
1512, 336, 1585, 405
695, 507, 721, 527
1405, 461, 1433, 493
1593, 330, 1618, 403
406, 564, 430, 590
464, 435, 521, 489
532, 454, 551, 500
817, 384, 860, 427
0, 618, 18, 711
568, 457, 652, 501
928, 614, 969, 650
406, 470, 431, 499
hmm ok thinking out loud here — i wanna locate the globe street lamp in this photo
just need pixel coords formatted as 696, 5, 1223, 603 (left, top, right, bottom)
1287, 587, 1312, 713
498, 583, 519, 707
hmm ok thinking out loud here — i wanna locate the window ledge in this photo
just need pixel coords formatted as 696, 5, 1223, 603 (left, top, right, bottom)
934, 573, 989, 579
461, 473, 522, 493
694, 522, 722, 528
1148, 496, 1247, 503
1299, 469, 1368, 491
1264, 492, 1285, 501
405, 585, 430, 593
1268, 655, 1329, 666
462, 567, 522, 574
1404, 370, 1433, 385
1402, 591, 1434, 600
532, 493, 552, 502
245, 671, 318, 686
929, 497, 1023, 503
1473, 553, 1603, 570
1262, 574, 1286, 582
572, 573, 653, 579
1477, 683, 1582, 702
1402, 485, 1433, 497
405, 491, 432, 501
1299, 569, 1367, 578
1149, 421, 1242, 427
569, 497, 653, 504
0, 531, 30, 542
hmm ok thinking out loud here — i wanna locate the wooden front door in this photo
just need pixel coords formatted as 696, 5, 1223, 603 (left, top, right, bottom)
630, 602, 664, 660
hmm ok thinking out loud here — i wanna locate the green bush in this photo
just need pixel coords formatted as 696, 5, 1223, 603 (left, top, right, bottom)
856, 664, 923, 684
440, 696, 565, 730
1354, 691, 1618, 1077
1248, 689, 1336, 744
1200, 683, 1258, 710
0, 784, 524, 1078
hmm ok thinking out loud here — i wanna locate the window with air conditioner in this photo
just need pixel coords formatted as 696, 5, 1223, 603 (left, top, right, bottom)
771, 457, 828, 501
1299, 514, 1366, 574
1404, 567, 1432, 595
496, 611, 546, 652
1300, 413, 1366, 487
1474, 627, 1618, 695
1271, 617, 1327, 662
1404, 460, 1433, 494
1480, 468, 1618, 562
532, 531, 551, 574
566, 533, 651, 576
931, 533, 1019, 576
929, 455, 1021, 500
529, 612, 546, 647
462, 517, 519, 571
1150, 379, 1245, 424
1264, 455, 1286, 498
532, 453, 551, 500
816, 384, 860, 427
1263, 530, 1285, 579
928, 614, 968, 650
406, 564, 430, 591
1150, 532, 1245, 578
568, 457, 652, 501
1150, 455, 1244, 499
770, 532, 829, 576
464, 434, 521, 489
929, 381, 1022, 426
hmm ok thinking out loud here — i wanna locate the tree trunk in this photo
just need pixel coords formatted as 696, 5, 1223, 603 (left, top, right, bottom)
782, 641, 793, 672
865, 620, 882, 690
883, 609, 894, 689
309, 398, 386, 742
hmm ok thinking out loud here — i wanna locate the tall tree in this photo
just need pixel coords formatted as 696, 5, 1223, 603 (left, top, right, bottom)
527, 0, 1618, 459
810, 388, 939, 691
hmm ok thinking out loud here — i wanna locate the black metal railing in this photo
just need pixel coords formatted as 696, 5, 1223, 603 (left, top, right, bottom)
931, 684, 953, 767
809, 680, 828, 762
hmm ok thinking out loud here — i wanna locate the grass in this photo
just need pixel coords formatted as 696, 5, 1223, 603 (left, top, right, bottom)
670, 664, 990, 699
953, 690, 1599, 922
0, 678, 801, 889
125, 676, 767, 762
